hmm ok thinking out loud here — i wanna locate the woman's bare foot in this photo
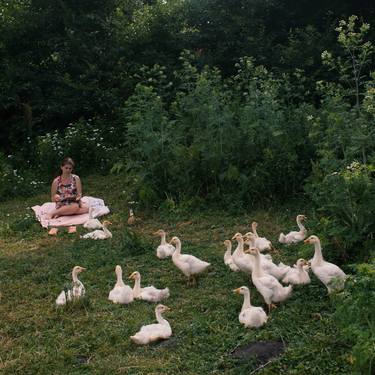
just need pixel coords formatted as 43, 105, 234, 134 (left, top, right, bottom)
48, 228, 58, 236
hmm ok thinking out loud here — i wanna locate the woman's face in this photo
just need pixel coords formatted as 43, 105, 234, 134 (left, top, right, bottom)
61, 163, 73, 174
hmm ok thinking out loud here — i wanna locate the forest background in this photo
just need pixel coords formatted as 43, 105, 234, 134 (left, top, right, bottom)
0, 1, 375, 373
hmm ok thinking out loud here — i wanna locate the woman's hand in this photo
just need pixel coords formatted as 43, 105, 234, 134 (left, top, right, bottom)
53, 194, 61, 202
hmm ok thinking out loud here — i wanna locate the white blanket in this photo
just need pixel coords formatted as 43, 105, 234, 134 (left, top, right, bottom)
32, 196, 110, 228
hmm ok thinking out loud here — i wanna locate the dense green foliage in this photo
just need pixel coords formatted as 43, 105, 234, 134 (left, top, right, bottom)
2, 4, 375, 373
333, 263, 375, 374
2, 3, 375, 261
123, 54, 313, 207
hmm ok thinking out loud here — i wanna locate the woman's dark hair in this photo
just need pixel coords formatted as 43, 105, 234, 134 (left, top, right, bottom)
59, 157, 75, 175
61, 157, 75, 167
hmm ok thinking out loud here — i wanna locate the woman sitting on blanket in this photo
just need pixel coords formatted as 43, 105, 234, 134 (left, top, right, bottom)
48, 157, 89, 222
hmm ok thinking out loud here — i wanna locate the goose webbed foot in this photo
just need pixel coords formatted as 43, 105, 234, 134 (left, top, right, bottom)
191, 275, 197, 287
268, 303, 277, 313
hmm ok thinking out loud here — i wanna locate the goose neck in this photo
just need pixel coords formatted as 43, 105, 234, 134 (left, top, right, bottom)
132, 275, 142, 297
116, 269, 125, 287
236, 238, 244, 254
72, 270, 80, 283
252, 223, 259, 238
312, 241, 324, 264
173, 240, 181, 257
224, 248, 231, 259
297, 217, 306, 232
160, 233, 167, 245
252, 253, 263, 277
102, 225, 111, 236
242, 290, 252, 311
155, 310, 168, 325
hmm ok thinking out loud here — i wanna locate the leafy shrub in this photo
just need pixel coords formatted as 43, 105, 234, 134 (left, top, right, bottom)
306, 162, 375, 261
333, 263, 375, 375
35, 118, 119, 179
305, 18, 375, 262
119, 228, 151, 256
0, 152, 46, 199
122, 55, 314, 209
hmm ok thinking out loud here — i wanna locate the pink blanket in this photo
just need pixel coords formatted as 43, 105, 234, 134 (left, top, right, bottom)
32, 196, 110, 228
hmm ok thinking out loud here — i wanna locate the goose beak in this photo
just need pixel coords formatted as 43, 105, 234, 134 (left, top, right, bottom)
304, 239, 310, 244
81, 267, 87, 271
153, 231, 160, 235
128, 273, 135, 279
164, 306, 171, 311
233, 288, 241, 294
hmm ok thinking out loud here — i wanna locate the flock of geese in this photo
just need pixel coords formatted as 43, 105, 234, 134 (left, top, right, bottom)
55, 214, 347, 345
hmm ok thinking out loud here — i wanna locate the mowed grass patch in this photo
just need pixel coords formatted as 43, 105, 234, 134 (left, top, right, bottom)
0, 176, 352, 374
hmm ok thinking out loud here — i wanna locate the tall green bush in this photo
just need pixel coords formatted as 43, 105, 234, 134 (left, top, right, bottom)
306, 17, 375, 261
122, 55, 314, 208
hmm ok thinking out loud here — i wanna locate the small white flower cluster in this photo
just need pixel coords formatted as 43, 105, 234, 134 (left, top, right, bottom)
36, 121, 120, 171
38, 130, 64, 157
30, 180, 45, 190
346, 161, 361, 172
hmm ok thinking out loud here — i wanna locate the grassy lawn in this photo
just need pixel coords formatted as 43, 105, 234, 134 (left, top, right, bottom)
0, 175, 352, 374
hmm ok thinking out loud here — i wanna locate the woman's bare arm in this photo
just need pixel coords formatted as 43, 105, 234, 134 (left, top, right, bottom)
75, 176, 82, 200
51, 179, 59, 202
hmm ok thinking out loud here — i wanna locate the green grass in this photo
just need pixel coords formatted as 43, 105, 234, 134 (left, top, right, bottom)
0, 175, 353, 374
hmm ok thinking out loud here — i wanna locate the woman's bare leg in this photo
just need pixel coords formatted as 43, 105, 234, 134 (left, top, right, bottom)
51, 204, 80, 218
49, 202, 89, 219
76, 202, 89, 215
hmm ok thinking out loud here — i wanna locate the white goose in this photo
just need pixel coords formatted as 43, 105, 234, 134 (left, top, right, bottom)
231, 233, 254, 274
170, 236, 210, 286
282, 259, 311, 285
279, 215, 307, 244
250, 222, 273, 251
130, 304, 172, 345
223, 239, 240, 272
154, 229, 175, 259
233, 286, 268, 328
80, 220, 112, 240
108, 265, 134, 304
243, 235, 290, 280
55, 266, 86, 306
129, 271, 169, 302
83, 206, 102, 230
245, 247, 293, 312
304, 235, 346, 293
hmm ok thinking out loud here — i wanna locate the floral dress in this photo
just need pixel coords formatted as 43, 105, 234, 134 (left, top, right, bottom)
54, 174, 80, 208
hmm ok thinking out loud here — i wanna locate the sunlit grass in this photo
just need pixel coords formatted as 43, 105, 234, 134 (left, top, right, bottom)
0, 175, 352, 374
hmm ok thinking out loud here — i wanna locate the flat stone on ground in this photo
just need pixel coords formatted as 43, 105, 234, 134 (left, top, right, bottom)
230, 341, 285, 364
